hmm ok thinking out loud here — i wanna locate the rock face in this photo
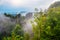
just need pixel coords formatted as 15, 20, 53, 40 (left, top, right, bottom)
49, 1, 60, 9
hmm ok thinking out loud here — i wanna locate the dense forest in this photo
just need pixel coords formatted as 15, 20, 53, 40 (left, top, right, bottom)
0, 1, 60, 40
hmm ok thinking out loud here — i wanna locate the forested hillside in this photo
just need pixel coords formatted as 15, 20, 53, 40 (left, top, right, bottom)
0, 1, 60, 40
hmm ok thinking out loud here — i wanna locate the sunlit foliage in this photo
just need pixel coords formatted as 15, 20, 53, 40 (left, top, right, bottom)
32, 7, 60, 40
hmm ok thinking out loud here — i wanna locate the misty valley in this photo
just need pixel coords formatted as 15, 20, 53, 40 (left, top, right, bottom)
0, 0, 60, 40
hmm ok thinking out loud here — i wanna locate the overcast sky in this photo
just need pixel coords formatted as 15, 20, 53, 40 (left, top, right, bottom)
0, 0, 60, 14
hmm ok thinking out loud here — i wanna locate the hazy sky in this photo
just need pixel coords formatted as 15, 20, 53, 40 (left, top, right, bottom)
0, 0, 60, 14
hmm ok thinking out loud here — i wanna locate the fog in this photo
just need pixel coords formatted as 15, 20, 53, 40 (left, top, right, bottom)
0, 13, 34, 34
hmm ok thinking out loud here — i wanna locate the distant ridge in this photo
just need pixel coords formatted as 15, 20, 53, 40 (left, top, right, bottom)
49, 1, 60, 9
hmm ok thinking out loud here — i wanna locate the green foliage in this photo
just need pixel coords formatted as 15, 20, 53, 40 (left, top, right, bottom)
24, 32, 30, 40
12, 24, 24, 36
45, 7, 60, 40
1, 6, 60, 40
2, 24, 24, 40
32, 7, 60, 40
32, 10, 46, 40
